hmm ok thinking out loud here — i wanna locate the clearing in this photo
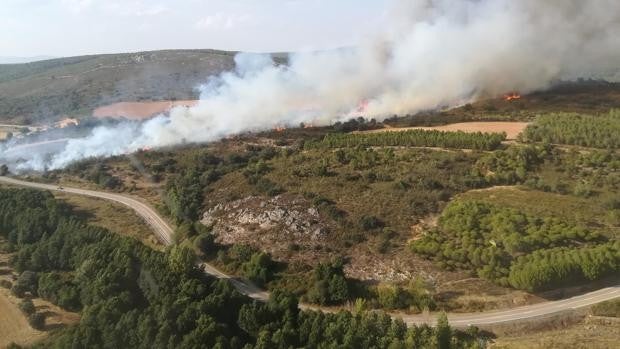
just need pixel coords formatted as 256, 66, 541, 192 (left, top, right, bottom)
0, 251, 79, 347
362, 121, 529, 140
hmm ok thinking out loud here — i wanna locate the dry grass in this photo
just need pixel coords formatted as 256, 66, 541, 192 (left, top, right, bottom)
0, 290, 45, 348
54, 192, 163, 250
0, 247, 79, 348
490, 315, 620, 349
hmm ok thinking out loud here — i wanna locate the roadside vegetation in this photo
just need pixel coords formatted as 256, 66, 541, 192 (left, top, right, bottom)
0, 187, 481, 348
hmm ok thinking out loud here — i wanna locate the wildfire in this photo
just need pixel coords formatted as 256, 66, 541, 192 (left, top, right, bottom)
274, 126, 286, 132
356, 99, 370, 113
141, 146, 152, 152
303, 123, 314, 129
503, 92, 522, 101
56, 118, 80, 128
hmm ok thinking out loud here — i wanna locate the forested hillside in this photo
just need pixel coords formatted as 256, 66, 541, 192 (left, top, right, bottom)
0, 188, 480, 348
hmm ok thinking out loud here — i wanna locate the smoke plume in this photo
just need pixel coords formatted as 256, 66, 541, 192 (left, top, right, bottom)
4, 0, 620, 171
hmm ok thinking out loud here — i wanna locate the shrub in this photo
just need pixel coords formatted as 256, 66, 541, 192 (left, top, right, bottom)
195, 233, 216, 255
241, 252, 275, 287
28, 312, 45, 330
0, 280, 11, 289
18, 299, 35, 315
360, 215, 384, 231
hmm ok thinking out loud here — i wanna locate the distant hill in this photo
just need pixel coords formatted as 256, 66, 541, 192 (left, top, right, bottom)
0, 56, 56, 64
0, 49, 243, 124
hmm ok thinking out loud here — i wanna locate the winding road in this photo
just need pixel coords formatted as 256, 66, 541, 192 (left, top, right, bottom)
1, 176, 618, 327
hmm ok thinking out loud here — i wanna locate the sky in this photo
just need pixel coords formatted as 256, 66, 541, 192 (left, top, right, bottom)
0, 0, 389, 57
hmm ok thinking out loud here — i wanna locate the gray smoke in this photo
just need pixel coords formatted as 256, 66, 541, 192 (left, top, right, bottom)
4, 0, 620, 171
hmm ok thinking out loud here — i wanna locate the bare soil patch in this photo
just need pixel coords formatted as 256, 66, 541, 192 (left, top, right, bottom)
363, 122, 529, 140
0, 291, 45, 348
93, 100, 198, 120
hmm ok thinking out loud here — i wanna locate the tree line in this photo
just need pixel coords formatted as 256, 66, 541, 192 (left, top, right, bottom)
305, 129, 506, 151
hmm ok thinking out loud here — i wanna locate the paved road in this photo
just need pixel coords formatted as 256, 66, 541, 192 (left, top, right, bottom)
1, 176, 618, 326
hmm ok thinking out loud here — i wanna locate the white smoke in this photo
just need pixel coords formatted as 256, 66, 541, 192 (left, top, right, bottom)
5, 0, 620, 171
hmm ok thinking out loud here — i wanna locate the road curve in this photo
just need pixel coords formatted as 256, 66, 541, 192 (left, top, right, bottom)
1, 176, 618, 326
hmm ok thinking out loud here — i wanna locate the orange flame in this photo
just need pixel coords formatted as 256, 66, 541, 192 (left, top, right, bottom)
503, 92, 521, 101
274, 126, 286, 132
303, 123, 314, 129
141, 146, 152, 152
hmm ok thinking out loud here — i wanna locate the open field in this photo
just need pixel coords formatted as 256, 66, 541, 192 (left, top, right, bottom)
363, 121, 529, 140
93, 100, 199, 120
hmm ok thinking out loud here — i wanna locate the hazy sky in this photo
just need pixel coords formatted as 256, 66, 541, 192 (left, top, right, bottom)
0, 0, 389, 57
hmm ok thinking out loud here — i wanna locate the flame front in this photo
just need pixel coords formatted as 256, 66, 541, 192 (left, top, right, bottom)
503, 92, 522, 101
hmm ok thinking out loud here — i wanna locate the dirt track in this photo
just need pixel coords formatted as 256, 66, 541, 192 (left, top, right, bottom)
363, 121, 529, 140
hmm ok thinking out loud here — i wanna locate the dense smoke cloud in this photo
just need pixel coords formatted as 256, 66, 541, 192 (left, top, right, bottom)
4, 0, 620, 171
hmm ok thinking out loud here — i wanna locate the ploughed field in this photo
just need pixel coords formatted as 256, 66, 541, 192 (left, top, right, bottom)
93, 100, 199, 120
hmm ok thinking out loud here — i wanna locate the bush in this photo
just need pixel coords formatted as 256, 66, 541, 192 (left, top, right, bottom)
305, 259, 350, 305
241, 252, 275, 287
18, 299, 35, 315
0, 279, 11, 289
195, 233, 216, 255
28, 312, 45, 330
360, 215, 384, 231
254, 177, 284, 197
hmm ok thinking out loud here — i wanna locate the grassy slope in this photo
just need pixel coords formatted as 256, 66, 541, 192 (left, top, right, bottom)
53, 192, 162, 250
0, 49, 238, 124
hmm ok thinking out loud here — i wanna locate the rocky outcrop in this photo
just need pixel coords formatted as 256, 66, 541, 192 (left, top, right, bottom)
201, 195, 328, 259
